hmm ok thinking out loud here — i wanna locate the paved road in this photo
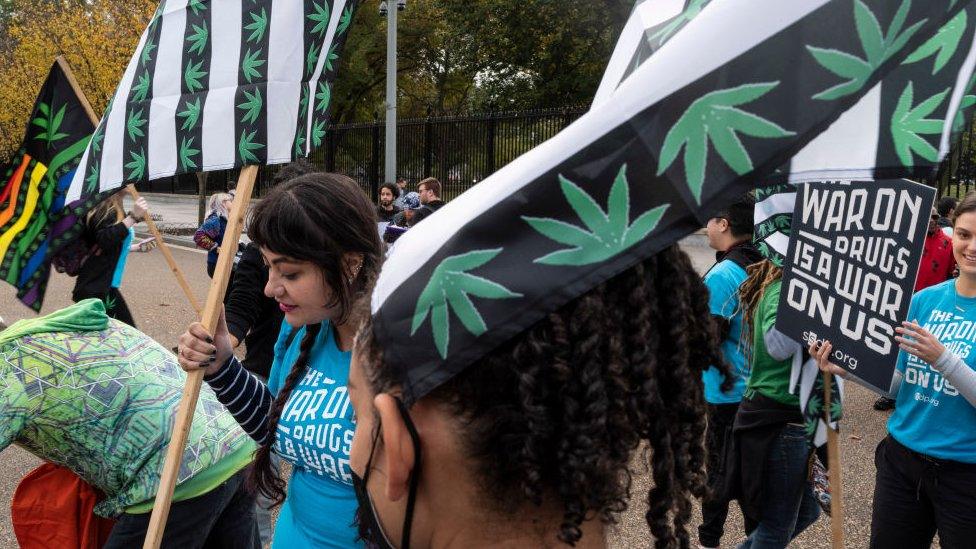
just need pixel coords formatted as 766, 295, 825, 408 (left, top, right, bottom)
0, 237, 895, 547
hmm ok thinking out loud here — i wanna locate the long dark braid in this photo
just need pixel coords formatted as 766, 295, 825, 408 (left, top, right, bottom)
359, 244, 727, 547
248, 323, 322, 505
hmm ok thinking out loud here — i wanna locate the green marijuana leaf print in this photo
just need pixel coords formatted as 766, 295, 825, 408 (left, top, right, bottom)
658, 82, 793, 203
902, 9, 967, 75
126, 108, 147, 142
324, 44, 339, 72
242, 48, 266, 84
125, 149, 147, 180
32, 102, 69, 148
954, 74, 976, 132
238, 130, 264, 164
311, 119, 327, 148
891, 81, 949, 165
244, 8, 268, 43
140, 35, 157, 67
808, 0, 926, 100
412, 249, 522, 359
90, 127, 104, 153
523, 165, 669, 266
184, 60, 207, 93
104, 291, 117, 311
299, 86, 310, 119
237, 88, 263, 125
337, 6, 353, 36
648, 0, 709, 47
309, 1, 331, 38
177, 98, 202, 131
805, 417, 818, 438
315, 82, 331, 114
306, 42, 321, 76
131, 73, 151, 103
179, 136, 199, 171
187, 0, 206, 16
84, 162, 100, 193
830, 400, 843, 422
186, 22, 209, 56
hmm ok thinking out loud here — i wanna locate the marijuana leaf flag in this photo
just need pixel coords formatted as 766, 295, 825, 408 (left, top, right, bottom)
372, 0, 976, 405
66, 0, 360, 203
593, 0, 712, 107
0, 60, 96, 311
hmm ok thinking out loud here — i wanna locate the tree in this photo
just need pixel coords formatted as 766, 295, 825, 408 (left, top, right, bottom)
0, 0, 155, 162
331, 0, 632, 122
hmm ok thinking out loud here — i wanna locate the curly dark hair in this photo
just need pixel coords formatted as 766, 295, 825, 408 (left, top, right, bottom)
357, 245, 727, 547
246, 172, 381, 506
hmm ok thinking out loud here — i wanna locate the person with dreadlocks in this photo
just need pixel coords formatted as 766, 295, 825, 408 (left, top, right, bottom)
724, 258, 820, 548
177, 173, 382, 548
347, 243, 726, 548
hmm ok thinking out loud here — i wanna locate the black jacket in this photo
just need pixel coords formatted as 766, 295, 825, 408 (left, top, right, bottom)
723, 392, 805, 523
377, 204, 402, 223
410, 200, 446, 225
72, 216, 129, 300
225, 243, 283, 378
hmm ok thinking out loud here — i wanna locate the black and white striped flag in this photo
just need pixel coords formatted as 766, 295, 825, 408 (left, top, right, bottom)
593, 0, 707, 107
371, 1, 976, 405
65, 0, 358, 205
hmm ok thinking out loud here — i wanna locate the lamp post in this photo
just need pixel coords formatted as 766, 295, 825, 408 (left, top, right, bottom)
380, 0, 405, 185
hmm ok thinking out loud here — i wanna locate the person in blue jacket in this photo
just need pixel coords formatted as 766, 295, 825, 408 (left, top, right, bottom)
177, 173, 381, 548
194, 192, 233, 278
814, 191, 976, 549
699, 194, 762, 549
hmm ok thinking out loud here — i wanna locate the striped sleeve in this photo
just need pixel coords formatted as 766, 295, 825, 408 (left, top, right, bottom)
205, 356, 273, 444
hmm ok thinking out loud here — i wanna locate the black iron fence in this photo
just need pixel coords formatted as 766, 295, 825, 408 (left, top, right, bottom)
142, 106, 588, 200
935, 122, 976, 199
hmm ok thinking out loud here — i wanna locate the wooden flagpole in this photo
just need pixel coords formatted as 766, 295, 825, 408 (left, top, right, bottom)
143, 166, 256, 548
55, 56, 202, 315
127, 185, 203, 314
824, 372, 845, 548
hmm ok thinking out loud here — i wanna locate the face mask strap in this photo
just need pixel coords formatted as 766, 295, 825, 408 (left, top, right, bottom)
363, 417, 382, 485
396, 397, 422, 549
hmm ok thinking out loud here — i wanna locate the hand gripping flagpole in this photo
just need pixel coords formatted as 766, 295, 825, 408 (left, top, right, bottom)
143, 165, 256, 548
824, 372, 845, 548
54, 56, 203, 316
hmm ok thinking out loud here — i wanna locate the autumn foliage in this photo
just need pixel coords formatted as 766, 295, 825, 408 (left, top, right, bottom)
0, 0, 156, 162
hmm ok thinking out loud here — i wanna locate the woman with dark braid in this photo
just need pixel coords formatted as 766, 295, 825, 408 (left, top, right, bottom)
177, 173, 381, 548
348, 245, 728, 548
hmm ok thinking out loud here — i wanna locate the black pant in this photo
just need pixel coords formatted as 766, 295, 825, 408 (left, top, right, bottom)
870, 435, 976, 549
103, 470, 259, 549
73, 288, 135, 328
699, 402, 744, 547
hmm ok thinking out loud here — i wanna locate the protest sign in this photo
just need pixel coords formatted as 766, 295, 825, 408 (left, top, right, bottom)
775, 179, 936, 394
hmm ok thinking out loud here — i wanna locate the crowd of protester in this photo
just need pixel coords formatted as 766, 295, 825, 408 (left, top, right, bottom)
3, 160, 975, 548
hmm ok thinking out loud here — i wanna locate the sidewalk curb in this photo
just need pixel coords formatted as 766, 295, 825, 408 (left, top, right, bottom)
135, 231, 200, 251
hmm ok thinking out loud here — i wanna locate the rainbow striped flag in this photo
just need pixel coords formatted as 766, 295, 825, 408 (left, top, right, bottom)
0, 61, 97, 311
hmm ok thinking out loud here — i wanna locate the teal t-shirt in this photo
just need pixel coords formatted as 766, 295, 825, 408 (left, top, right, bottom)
702, 259, 749, 404
888, 280, 976, 463
269, 322, 359, 548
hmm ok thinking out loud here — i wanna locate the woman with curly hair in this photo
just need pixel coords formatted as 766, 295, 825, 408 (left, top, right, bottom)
348, 245, 727, 548
177, 173, 382, 548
